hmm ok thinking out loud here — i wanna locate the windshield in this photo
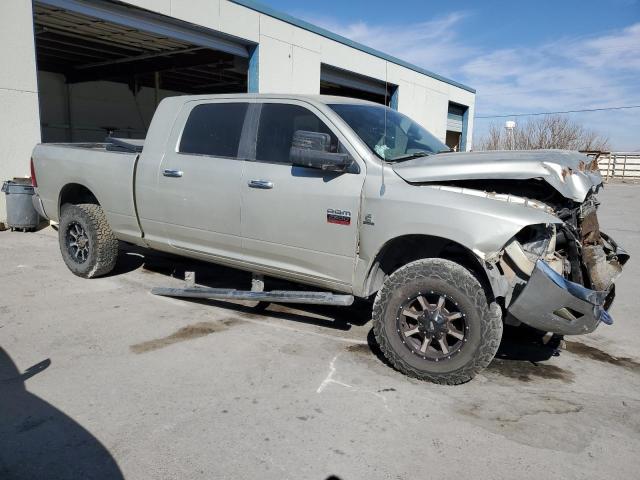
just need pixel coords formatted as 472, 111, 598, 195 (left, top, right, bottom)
329, 103, 450, 162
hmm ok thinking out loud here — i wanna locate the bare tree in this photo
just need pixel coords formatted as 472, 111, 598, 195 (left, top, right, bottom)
478, 115, 609, 151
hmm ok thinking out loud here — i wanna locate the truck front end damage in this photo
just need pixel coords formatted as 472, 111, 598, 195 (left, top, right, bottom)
498, 195, 629, 335
391, 148, 629, 336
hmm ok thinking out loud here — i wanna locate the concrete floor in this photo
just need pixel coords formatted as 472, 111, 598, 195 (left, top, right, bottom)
1, 184, 639, 479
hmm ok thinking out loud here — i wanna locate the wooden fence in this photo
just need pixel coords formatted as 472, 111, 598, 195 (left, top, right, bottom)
598, 152, 640, 181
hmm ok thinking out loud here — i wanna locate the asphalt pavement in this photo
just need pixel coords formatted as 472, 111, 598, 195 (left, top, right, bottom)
1, 184, 639, 479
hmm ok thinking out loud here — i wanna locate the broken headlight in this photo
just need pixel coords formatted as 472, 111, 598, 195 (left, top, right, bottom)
499, 223, 565, 306
503, 224, 561, 277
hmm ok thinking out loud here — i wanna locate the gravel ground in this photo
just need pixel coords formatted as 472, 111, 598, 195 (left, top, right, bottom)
1, 184, 639, 480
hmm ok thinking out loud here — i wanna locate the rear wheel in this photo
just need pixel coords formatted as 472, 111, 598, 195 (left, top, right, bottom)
58, 203, 118, 278
372, 258, 502, 385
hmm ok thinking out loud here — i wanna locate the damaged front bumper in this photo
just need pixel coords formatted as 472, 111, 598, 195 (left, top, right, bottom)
508, 259, 617, 336
499, 211, 629, 336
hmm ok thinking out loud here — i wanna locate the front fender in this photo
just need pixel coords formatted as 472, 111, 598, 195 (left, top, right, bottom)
354, 176, 562, 297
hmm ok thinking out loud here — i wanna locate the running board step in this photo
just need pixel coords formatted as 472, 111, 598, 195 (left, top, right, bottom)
151, 287, 354, 306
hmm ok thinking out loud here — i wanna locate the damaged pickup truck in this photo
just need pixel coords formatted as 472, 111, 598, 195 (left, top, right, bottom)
30, 94, 629, 384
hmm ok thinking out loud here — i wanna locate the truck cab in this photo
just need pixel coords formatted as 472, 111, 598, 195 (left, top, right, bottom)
135, 96, 368, 293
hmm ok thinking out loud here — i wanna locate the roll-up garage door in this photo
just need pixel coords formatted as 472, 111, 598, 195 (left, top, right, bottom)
447, 103, 466, 133
37, 0, 250, 58
446, 102, 469, 151
320, 64, 396, 106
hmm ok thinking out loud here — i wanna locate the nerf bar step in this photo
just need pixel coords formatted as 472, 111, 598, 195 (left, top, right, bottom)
151, 287, 354, 306
151, 271, 354, 306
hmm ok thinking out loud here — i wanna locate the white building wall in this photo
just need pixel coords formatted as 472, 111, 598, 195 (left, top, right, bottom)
124, 1, 475, 144
0, 0, 41, 222
170, 0, 221, 31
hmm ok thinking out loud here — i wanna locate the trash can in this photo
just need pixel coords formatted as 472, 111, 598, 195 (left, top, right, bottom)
2, 180, 42, 231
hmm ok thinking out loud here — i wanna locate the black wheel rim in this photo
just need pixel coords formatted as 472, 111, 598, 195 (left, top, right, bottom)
396, 291, 468, 361
66, 221, 90, 264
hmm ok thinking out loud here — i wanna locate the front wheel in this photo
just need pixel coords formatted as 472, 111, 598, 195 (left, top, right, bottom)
58, 203, 118, 278
372, 258, 502, 385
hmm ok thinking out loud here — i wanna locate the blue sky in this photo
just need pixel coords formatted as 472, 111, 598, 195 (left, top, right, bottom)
260, 0, 640, 150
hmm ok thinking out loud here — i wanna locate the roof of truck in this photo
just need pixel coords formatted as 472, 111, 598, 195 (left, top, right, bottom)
168, 93, 383, 107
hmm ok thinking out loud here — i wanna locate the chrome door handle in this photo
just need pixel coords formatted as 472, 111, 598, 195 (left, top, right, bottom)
248, 179, 273, 189
163, 169, 183, 178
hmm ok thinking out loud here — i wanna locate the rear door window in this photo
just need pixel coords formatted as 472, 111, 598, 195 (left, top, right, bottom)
255, 103, 339, 163
179, 103, 248, 158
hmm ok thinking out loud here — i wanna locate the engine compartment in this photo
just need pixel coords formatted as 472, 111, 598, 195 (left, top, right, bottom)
436, 178, 628, 298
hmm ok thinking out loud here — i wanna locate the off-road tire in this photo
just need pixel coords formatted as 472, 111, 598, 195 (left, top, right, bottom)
372, 258, 502, 385
58, 203, 118, 278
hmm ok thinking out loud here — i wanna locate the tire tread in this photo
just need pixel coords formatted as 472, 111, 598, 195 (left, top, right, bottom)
59, 203, 118, 278
372, 258, 502, 385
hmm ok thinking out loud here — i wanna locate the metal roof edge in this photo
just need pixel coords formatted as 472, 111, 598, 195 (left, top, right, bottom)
229, 0, 476, 94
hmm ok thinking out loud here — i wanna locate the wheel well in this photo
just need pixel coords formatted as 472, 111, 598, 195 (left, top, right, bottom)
364, 234, 494, 301
59, 183, 99, 213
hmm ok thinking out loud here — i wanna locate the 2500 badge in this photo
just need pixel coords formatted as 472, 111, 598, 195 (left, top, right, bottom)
327, 209, 351, 225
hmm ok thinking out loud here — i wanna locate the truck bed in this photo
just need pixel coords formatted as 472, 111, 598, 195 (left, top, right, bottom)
32, 140, 143, 243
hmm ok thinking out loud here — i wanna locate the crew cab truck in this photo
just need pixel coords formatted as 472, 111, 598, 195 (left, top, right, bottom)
31, 94, 629, 384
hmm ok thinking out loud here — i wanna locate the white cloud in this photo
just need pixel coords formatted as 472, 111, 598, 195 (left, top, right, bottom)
302, 12, 476, 76
467, 24, 640, 113
296, 12, 640, 149
575, 23, 640, 70
467, 24, 640, 150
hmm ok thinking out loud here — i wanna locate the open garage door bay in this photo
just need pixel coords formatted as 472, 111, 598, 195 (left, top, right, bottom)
320, 64, 398, 107
34, 0, 253, 142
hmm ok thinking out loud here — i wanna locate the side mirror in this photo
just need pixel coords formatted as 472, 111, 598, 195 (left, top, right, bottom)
290, 130, 353, 172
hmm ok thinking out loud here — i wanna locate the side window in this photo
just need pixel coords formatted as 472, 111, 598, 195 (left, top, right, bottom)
256, 103, 339, 163
179, 103, 248, 157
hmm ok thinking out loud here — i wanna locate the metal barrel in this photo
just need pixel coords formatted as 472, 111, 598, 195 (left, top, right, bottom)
1, 181, 42, 230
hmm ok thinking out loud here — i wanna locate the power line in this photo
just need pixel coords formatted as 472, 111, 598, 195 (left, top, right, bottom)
476, 104, 640, 119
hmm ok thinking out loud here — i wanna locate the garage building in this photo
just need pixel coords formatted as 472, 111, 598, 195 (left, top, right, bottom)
0, 0, 476, 221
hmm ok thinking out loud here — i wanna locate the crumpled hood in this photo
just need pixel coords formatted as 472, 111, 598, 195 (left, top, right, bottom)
392, 149, 603, 202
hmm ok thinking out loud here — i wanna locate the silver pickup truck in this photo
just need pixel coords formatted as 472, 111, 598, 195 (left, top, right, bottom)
31, 94, 629, 384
